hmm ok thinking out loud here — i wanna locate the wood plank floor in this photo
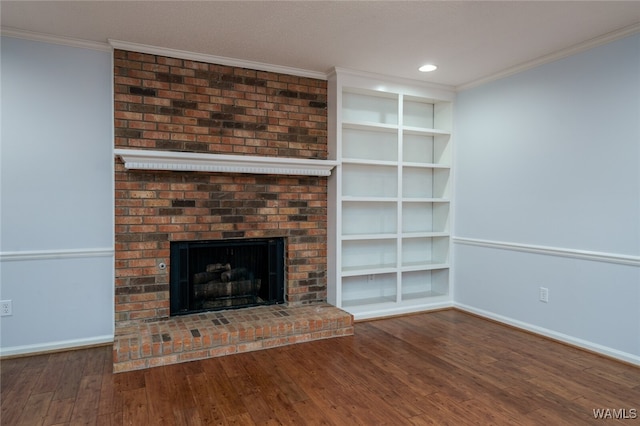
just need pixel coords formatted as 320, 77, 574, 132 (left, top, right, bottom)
2, 309, 639, 425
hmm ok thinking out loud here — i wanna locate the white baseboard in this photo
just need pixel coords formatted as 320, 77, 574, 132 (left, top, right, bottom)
0, 335, 114, 358
455, 303, 640, 367
351, 301, 454, 321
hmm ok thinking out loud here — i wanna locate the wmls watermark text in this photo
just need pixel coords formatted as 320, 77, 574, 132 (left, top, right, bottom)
592, 408, 637, 420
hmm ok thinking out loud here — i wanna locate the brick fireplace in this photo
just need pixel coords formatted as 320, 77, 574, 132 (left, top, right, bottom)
113, 50, 352, 371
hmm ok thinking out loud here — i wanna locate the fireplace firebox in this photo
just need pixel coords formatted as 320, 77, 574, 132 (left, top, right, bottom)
170, 238, 285, 316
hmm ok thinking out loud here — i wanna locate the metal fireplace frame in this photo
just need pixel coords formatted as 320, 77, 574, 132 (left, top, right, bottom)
169, 237, 285, 316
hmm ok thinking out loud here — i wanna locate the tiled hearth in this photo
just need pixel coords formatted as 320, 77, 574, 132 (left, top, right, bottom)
114, 303, 353, 373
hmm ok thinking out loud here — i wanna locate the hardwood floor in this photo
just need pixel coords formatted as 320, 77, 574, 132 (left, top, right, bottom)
2, 309, 639, 425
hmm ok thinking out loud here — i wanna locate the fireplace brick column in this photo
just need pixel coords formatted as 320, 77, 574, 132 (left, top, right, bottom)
113, 50, 329, 323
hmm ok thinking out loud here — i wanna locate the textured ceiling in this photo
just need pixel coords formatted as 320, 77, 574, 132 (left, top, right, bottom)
2, 1, 639, 87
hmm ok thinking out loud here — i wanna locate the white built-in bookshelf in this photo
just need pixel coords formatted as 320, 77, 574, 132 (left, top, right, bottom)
328, 69, 455, 320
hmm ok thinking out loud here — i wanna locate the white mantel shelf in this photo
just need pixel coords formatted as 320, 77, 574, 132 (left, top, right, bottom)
114, 149, 339, 177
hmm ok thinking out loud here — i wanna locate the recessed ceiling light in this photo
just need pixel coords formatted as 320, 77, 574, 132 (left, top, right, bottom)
418, 64, 438, 73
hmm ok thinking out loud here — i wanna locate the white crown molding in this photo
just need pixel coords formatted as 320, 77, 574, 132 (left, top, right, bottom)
115, 149, 338, 177
453, 237, 640, 267
0, 27, 112, 52
457, 22, 640, 92
330, 67, 457, 98
108, 39, 328, 81
6, 23, 638, 91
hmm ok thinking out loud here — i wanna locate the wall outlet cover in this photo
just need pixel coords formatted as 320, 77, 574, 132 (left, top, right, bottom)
0, 300, 12, 316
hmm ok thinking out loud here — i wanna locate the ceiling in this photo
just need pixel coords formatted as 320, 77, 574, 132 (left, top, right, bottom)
2, 1, 639, 88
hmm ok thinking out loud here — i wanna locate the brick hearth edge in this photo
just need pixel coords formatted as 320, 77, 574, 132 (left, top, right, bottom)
113, 303, 354, 373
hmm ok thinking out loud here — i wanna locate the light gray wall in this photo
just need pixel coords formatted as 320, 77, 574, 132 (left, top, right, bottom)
1, 32, 639, 363
0, 36, 114, 353
454, 33, 640, 363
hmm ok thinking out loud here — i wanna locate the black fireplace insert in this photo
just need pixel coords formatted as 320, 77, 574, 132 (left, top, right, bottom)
170, 238, 285, 316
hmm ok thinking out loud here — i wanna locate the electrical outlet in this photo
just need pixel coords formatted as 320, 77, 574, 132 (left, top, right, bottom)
0, 300, 12, 316
539, 287, 549, 303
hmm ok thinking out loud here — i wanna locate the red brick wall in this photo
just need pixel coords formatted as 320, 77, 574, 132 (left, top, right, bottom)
113, 50, 328, 322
